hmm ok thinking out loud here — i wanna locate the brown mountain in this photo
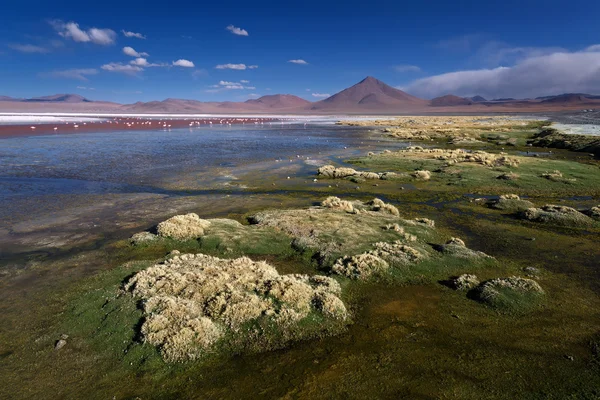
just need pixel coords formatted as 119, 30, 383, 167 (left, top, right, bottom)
309, 76, 427, 111
540, 94, 593, 104
430, 95, 473, 107
470, 95, 487, 102
246, 94, 310, 108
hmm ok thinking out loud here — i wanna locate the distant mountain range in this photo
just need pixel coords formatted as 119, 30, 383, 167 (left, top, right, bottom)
2, 76, 600, 114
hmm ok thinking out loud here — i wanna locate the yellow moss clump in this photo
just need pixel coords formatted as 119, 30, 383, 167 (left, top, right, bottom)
337, 116, 535, 141
411, 170, 432, 180
522, 205, 594, 226
317, 165, 359, 178
332, 238, 426, 280
317, 165, 396, 181
369, 198, 400, 216
125, 254, 347, 362
389, 147, 520, 168
321, 196, 355, 213
156, 213, 212, 240
332, 253, 389, 280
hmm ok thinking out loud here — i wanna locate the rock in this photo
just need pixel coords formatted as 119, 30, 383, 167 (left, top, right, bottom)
54, 339, 67, 350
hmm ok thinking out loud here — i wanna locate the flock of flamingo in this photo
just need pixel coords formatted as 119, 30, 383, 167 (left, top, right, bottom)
24, 116, 310, 133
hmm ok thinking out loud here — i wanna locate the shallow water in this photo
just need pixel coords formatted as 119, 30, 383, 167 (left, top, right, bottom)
0, 123, 408, 256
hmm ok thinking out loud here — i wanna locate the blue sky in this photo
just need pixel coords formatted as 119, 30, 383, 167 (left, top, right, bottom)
2, 0, 600, 103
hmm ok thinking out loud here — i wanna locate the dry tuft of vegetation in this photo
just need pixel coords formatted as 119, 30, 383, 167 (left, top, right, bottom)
451, 274, 480, 290
411, 170, 432, 180
396, 147, 520, 168
317, 165, 398, 181
156, 213, 212, 240
125, 253, 348, 362
337, 116, 537, 142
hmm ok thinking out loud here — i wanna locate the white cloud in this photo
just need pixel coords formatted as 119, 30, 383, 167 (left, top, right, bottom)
240, 79, 250, 83
208, 80, 255, 91
129, 58, 167, 68
248, 65, 258, 69
123, 46, 148, 57
88, 28, 116, 45
226, 25, 248, 36
404, 49, 600, 99
9, 44, 50, 53
172, 59, 195, 67
215, 63, 248, 70
288, 59, 308, 65
247, 93, 260, 99
306, 88, 311, 91
51, 20, 116, 45
76, 86, 95, 90
122, 30, 146, 39
41, 68, 98, 81
393, 64, 421, 73
312, 93, 330, 98
101, 62, 143, 75
130, 57, 149, 67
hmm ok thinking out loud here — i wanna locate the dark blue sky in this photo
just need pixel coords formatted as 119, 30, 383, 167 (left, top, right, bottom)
2, 0, 599, 102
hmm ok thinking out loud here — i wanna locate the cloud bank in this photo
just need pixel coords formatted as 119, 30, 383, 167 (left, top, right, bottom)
312, 93, 330, 98
405, 46, 600, 99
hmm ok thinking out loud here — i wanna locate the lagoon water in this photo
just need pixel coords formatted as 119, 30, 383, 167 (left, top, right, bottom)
0, 123, 402, 257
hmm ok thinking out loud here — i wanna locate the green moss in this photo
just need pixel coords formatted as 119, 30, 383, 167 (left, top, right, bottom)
347, 151, 600, 196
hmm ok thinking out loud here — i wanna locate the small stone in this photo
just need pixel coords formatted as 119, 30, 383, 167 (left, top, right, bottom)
54, 339, 67, 350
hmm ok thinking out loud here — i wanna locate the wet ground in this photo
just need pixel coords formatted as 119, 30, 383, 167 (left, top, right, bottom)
1, 117, 599, 399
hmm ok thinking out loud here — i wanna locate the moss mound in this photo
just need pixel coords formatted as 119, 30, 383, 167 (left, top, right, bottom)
125, 254, 348, 362
473, 276, 545, 312
156, 213, 212, 240
488, 194, 535, 212
521, 205, 595, 227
